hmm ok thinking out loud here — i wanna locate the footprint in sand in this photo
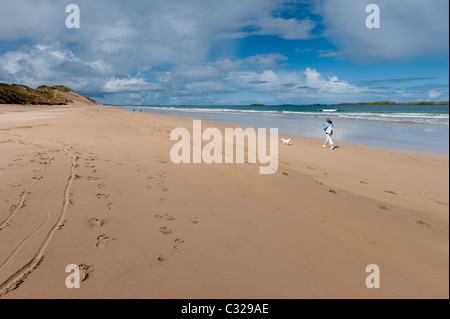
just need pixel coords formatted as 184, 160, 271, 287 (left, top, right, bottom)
384, 190, 397, 195
88, 218, 105, 229
329, 189, 337, 194
160, 185, 170, 192
96, 235, 115, 248
107, 203, 117, 210
87, 176, 100, 181
165, 214, 175, 221
96, 193, 109, 200
172, 238, 185, 255
282, 172, 289, 176
156, 214, 175, 221
98, 184, 105, 190
9, 183, 21, 188
415, 220, 432, 229
156, 255, 167, 264
377, 204, 390, 211
360, 181, 369, 184
160, 226, 173, 235
57, 220, 67, 230
20, 191, 31, 197
189, 217, 199, 224
78, 264, 94, 281
68, 196, 74, 208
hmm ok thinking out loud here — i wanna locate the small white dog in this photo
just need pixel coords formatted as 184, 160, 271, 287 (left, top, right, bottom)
281, 138, 291, 145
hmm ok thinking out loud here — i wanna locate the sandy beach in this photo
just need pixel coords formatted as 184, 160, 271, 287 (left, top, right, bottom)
0, 101, 448, 299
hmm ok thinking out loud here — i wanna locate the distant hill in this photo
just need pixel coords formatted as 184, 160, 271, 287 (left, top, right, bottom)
0, 83, 99, 105
335, 101, 449, 106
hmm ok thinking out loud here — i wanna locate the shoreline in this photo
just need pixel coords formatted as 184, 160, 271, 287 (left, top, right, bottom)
0, 103, 448, 299
118, 105, 450, 157
2, 103, 449, 159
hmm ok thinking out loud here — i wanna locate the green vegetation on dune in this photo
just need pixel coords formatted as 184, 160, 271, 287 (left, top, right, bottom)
48, 85, 76, 93
83, 96, 98, 104
0, 83, 72, 105
0, 83, 98, 105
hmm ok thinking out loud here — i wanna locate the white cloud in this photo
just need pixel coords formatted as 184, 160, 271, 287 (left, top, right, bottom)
304, 68, 361, 94
316, 0, 449, 60
227, 17, 316, 40
103, 77, 161, 93
428, 90, 442, 100
0, 44, 98, 89
226, 67, 364, 101
0, 0, 445, 105
304, 67, 321, 85
0, 0, 315, 95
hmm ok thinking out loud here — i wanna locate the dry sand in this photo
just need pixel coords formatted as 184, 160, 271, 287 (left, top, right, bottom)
0, 101, 448, 299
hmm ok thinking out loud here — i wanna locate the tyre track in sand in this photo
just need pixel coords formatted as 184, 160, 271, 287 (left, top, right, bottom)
0, 170, 61, 271
0, 134, 77, 296
0, 137, 53, 231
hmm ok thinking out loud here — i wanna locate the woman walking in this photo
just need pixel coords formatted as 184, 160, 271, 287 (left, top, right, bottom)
323, 118, 335, 150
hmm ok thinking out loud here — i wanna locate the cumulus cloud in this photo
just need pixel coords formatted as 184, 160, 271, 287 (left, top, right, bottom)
428, 90, 442, 100
316, 0, 449, 61
0, 0, 446, 105
0, 44, 106, 90
224, 67, 365, 103
0, 1, 315, 94
103, 77, 161, 93
304, 68, 362, 94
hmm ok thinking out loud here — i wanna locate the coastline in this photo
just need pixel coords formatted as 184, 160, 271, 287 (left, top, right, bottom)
122, 105, 450, 156
0, 103, 448, 298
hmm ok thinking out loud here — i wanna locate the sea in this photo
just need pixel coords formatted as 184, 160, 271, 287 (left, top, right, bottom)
121, 104, 449, 155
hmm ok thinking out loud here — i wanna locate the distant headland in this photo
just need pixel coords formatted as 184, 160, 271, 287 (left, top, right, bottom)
248, 101, 449, 106
334, 101, 449, 106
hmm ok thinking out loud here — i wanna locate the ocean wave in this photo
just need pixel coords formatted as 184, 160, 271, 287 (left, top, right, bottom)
139, 106, 279, 114
129, 106, 449, 125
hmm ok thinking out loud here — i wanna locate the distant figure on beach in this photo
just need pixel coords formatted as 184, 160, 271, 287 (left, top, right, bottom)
323, 118, 335, 150
133, 108, 136, 112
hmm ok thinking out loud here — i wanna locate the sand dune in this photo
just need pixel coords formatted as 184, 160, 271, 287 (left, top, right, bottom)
0, 103, 448, 299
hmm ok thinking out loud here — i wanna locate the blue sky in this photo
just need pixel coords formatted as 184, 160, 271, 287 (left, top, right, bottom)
0, 0, 448, 105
